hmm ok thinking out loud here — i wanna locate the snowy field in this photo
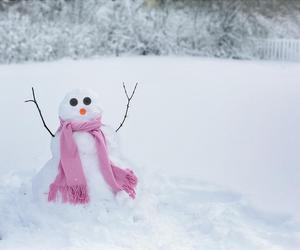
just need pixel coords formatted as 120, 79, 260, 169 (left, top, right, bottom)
0, 57, 299, 249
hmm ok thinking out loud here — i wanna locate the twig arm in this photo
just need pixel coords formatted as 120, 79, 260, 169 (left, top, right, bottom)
116, 82, 138, 132
25, 87, 55, 137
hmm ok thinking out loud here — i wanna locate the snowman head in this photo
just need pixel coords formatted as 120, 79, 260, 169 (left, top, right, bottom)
59, 89, 102, 121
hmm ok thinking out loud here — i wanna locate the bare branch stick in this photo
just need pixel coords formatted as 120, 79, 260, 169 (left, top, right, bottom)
123, 82, 130, 99
25, 87, 55, 137
116, 82, 138, 132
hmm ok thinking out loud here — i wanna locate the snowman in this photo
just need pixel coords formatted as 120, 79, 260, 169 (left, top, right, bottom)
30, 88, 138, 205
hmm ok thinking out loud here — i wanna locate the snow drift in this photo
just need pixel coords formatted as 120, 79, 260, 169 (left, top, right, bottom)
0, 57, 299, 249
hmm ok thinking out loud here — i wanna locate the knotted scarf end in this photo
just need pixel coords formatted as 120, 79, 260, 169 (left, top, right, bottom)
48, 184, 89, 204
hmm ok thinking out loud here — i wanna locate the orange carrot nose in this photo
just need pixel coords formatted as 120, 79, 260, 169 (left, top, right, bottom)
79, 108, 87, 115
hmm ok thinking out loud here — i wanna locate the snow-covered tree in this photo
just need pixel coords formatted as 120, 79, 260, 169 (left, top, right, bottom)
0, 0, 299, 63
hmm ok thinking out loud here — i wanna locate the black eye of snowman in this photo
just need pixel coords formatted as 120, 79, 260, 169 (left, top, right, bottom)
69, 98, 78, 106
83, 97, 92, 105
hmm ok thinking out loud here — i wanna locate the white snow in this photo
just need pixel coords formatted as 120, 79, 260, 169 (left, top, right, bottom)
0, 57, 299, 249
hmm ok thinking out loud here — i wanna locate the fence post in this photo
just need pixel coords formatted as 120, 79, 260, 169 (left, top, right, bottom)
255, 39, 300, 61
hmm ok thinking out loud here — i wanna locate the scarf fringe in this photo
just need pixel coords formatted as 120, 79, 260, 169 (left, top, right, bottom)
121, 170, 137, 199
48, 184, 89, 204
122, 184, 136, 199
126, 171, 138, 186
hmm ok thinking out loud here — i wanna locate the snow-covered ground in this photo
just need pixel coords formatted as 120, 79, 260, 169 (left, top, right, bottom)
0, 57, 299, 249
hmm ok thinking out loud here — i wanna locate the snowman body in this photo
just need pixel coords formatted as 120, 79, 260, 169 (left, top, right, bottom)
32, 89, 116, 204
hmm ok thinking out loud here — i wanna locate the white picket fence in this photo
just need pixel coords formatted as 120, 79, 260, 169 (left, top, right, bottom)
256, 39, 300, 61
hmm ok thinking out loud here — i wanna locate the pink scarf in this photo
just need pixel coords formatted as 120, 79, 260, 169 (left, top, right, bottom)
48, 118, 137, 204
